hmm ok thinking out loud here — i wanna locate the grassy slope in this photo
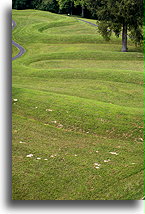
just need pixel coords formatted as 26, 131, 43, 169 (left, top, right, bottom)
12, 44, 19, 58
12, 9, 144, 200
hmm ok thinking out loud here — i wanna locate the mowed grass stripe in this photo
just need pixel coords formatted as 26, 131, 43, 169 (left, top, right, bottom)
13, 77, 143, 109
12, 86, 143, 141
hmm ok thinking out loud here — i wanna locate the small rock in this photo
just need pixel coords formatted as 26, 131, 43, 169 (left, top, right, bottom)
19, 141, 25, 144
104, 159, 110, 163
36, 157, 41, 160
26, 154, 33, 158
46, 109, 53, 112
109, 152, 118, 155
51, 121, 57, 124
94, 163, 101, 166
13, 99, 18, 102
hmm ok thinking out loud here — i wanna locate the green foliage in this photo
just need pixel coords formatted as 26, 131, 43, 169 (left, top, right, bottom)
35, 0, 59, 13
12, 0, 33, 9
56, 0, 74, 13
86, 0, 143, 48
129, 26, 143, 46
74, 0, 85, 7
12, 0, 93, 18
96, 21, 112, 41
97, 21, 122, 41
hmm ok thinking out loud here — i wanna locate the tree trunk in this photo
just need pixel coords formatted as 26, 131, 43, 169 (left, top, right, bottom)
81, 5, 85, 18
122, 22, 128, 52
70, 1, 73, 15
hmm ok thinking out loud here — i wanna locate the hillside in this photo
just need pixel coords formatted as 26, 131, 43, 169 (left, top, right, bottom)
12, 9, 144, 200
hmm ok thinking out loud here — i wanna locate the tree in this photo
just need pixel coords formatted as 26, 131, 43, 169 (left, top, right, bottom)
57, 0, 74, 14
12, 0, 33, 9
86, 0, 143, 52
34, 0, 59, 13
74, 0, 86, 17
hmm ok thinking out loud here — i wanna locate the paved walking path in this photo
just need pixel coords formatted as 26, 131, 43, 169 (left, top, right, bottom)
12, 20, 26, 61
77, 18, 98, 27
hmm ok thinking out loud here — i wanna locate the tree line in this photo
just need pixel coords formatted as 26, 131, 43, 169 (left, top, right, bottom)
12, 0, 143, 52
12, 0, 94, 18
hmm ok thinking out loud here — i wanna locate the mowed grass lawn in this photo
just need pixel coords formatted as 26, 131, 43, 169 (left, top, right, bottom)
12, 9, 144, 200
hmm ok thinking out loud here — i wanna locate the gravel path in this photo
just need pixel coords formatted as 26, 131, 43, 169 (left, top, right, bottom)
12, 20, 26, 61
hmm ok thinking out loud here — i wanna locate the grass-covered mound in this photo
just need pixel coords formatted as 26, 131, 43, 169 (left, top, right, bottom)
12, 9, 144, 200
12, 44, 19, 58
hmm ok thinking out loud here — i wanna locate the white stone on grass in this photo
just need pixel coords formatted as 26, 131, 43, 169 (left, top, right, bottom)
94, 163, 101, 166
46, 109, 53, 112
36, 157, 41, 160
50, 154, 57, 158
109, 152, 118, 155
51, 121, 57, 124
19, 141, 25, 144
13, 99, 18, 102
26, 154, 33, 158
44, 159, 48, 161
104, 159, 110, 163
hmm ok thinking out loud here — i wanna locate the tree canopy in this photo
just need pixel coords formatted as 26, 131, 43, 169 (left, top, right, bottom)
86, 0, 143, 51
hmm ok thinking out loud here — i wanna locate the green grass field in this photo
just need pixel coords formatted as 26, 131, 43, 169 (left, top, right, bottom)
12, 9, 144, 200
